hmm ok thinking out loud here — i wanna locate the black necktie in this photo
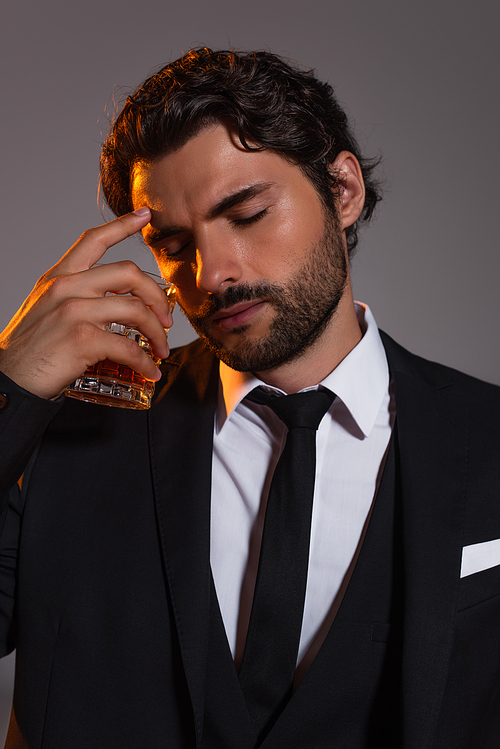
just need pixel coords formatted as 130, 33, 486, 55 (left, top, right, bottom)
238, 386, 336, 741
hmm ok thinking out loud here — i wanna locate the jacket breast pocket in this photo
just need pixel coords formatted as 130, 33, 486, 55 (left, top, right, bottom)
457, 563, 500, 611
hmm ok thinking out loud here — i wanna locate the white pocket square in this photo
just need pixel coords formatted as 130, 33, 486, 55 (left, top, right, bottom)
461, 539, 500, 578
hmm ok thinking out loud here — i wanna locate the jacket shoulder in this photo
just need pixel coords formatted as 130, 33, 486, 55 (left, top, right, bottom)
380, 329, 500, 396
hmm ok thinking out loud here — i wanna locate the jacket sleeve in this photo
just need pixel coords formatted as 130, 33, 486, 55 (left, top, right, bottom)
0, 371, 63, 655
0, 371, 63, 499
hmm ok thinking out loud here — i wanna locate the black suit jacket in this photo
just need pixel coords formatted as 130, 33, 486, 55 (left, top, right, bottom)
0, 332, 500, 748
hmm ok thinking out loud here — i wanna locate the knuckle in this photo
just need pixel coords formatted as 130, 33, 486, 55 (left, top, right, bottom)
35, 270, 51, 287
57, 296, 83, 319
115, 213, 135, 230
127, 295, 146, 316
120, 259, 141, 281
45, 274, 73, 300
125, 336, 143, 358
79, 227, 95, 242
79, 224, 107, 247
70, 320, 97, 347
120, 337, 145, 365
122, 259, 138, 272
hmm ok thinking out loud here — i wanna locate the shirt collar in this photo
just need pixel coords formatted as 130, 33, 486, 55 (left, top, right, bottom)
216, 302, 389, 438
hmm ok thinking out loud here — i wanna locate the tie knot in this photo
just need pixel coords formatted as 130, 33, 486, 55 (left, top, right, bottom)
247, 387, 335, 431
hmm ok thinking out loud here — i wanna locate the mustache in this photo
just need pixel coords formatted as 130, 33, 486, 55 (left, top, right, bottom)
192, 282, 283, 320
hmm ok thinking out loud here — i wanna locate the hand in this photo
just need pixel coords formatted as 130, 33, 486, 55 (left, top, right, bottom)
0, 208, 174, 400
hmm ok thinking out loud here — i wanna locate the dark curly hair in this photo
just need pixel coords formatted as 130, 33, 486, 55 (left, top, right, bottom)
100, 47, 382, 255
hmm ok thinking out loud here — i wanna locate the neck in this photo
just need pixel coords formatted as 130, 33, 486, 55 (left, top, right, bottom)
253, 283, 362, 394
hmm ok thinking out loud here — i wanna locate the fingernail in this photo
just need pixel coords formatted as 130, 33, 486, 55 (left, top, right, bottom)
133, 206, 151, 217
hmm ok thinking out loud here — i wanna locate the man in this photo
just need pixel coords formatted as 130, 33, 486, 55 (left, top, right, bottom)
0, 48, 499, 748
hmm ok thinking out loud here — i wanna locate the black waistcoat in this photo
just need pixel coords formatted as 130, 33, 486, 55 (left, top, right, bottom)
202, 428, 404, 749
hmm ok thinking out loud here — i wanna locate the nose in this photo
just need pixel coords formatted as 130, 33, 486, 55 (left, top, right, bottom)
194, 231, 243, 294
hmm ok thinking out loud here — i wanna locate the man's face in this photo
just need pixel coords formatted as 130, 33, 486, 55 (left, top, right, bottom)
132, 123, 349, 373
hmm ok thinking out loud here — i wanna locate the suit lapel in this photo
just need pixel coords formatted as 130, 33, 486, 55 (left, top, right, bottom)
148, 341, 218, 746
382, 333, 468, 749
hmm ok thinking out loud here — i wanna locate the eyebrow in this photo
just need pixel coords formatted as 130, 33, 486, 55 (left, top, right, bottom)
144, 224, 188, 246
143, 181, 276, 246
206, 181, 276, 219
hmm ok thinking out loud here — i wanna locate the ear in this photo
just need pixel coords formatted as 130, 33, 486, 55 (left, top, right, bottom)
329, 151, 365, 230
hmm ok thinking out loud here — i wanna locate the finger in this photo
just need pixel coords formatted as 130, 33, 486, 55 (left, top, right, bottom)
64, 262, 174, 330
8, 264, 173, 365
64, 294, 170, 360
1, 300, 167, 400
51, 207, 152, 275
87, 327, 164, 382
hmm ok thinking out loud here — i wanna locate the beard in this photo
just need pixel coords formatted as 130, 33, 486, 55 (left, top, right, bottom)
183, 212, 348, 373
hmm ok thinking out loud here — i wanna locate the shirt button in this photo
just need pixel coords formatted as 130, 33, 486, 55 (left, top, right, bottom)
0, 393, 9, 412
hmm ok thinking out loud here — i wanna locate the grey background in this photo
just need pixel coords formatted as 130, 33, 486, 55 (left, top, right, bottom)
0, 0, 498, 739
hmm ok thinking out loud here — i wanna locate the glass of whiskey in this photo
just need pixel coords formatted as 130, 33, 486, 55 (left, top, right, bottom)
64, 273, 176, 410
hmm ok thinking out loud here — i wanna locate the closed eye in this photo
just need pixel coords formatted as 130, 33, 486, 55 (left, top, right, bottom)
151, 206, 269, 259
152, 236, 192, 260
171, 239, 193, 256
232, 208, 268, 227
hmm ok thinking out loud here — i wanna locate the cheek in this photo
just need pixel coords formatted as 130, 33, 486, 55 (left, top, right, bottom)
155, 250, 194, 287
249, 206, 323, 276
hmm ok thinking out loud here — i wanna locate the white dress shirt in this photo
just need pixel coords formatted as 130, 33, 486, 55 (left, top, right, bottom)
210, 303, 395, 675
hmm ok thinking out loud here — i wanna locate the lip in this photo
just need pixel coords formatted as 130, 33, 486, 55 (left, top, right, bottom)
212, 300, 266, 330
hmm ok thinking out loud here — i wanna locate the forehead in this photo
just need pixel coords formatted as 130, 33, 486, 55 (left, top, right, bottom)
131, 122, 309, 218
